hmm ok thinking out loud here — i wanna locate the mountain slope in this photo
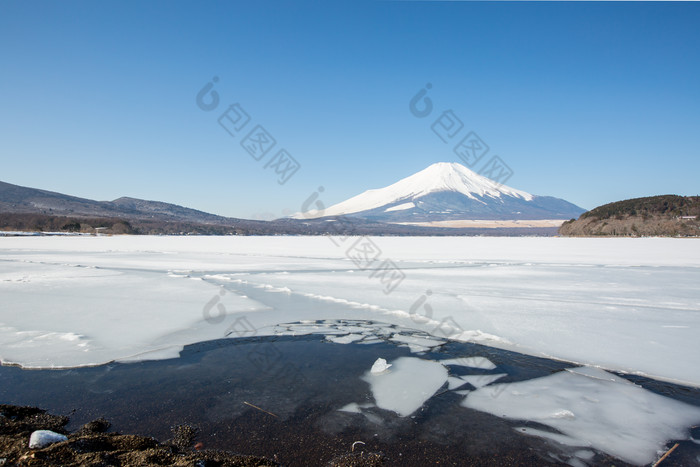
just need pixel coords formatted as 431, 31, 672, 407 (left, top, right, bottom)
293, 162, 585, 222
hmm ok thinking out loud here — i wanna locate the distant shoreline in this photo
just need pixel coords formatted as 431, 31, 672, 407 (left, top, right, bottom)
393, 219, 567, 229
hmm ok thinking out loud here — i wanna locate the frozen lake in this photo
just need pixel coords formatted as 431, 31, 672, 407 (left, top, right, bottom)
2, 326, 699, 466
1, 235, 699, 465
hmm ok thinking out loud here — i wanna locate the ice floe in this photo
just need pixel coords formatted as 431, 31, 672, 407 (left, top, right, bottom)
370, 358, 392, 374
461, 366, 700, 465
362, 357, 448, 417
440, 356, 497, 370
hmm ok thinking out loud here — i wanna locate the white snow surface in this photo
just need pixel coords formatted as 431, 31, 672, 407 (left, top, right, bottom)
384, 202, 415, 212
0, 235, 699, 389
292, 162, 534, 218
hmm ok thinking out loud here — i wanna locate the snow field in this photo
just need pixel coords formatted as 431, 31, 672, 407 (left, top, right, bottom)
1, 235, 699, 465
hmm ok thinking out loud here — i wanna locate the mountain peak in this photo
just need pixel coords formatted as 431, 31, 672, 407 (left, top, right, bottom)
294, 162, 537, 219
400, 162, 533, 201
293, 161, 584, 221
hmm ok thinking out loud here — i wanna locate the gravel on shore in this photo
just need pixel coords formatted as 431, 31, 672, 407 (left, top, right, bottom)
0, 404, 281, 466
0, 404, 388, 467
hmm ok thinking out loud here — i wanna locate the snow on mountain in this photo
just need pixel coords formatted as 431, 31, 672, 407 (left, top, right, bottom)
293, 162, 585, 221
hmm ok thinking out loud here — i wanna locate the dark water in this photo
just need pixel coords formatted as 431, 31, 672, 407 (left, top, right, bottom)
1, 326, 699, 466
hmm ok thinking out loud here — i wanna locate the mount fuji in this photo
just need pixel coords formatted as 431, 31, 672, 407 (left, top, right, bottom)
294, 162, 585, 223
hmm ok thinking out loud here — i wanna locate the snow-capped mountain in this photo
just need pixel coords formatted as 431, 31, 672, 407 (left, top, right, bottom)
293, 162, 585, 222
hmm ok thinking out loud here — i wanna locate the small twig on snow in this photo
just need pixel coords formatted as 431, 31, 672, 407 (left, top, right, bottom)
652, 443, 679, 467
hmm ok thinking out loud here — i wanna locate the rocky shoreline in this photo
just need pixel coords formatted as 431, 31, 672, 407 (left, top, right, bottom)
0, 405, 383, 467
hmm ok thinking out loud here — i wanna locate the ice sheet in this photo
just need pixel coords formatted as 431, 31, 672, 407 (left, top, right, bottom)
462, 367, 700, 465
0, 236, 699, 388
0, 261, 266, 368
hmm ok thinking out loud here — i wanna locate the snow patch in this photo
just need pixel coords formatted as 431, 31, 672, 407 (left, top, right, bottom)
29, 430, 68, 449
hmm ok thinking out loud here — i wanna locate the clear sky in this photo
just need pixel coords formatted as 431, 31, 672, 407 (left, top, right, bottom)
1, 1, 698, 219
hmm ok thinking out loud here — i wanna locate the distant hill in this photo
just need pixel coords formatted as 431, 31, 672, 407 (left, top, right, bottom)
559, 195, 700, 237
0, 180, 291, 234
0, 180, 233, 225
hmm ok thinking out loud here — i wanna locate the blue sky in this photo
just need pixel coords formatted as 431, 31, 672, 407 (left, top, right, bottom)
1, 1, 698, 219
